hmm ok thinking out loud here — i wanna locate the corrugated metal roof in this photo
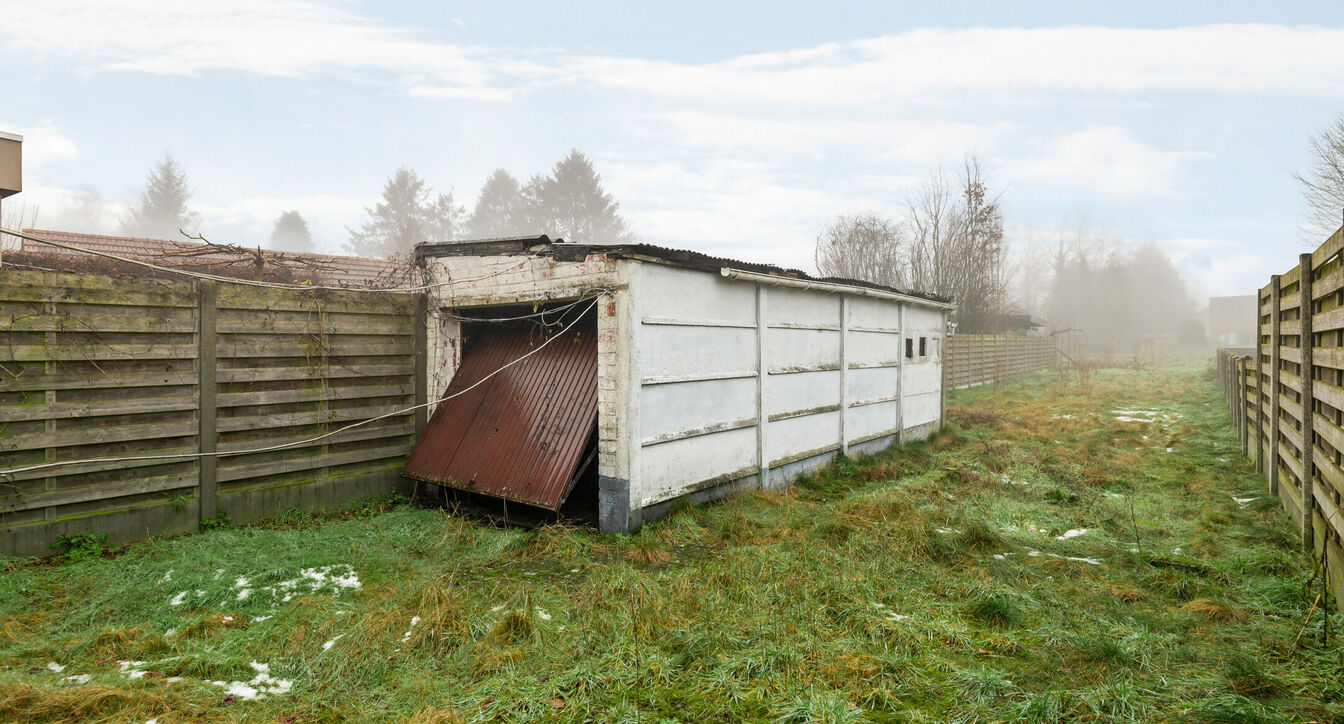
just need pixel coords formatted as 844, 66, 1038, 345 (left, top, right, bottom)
415, 237, 951, 305
402, 321, 597, 510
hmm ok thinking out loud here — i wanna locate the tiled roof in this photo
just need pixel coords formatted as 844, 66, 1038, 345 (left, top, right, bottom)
18, 229, 398, 286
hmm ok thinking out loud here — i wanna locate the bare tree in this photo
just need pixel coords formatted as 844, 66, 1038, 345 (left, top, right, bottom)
1296, 114, 1344, 239
906, 157, 1006, 332
814, 212, 906, 287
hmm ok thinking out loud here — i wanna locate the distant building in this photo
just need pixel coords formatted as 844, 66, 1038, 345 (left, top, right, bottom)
1204, 295, 1257, 350
984, 313, 1047, 336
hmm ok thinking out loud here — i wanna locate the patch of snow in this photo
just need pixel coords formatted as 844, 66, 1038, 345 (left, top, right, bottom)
400, 616, 421, 643
169, 591, 188, 606
164, 629, 175, 637
534, 608, 551, 621
221, 616, 233, 623
569, 568, 580, 573
1165, 447, 1174, 453
160, 570, 173, 583
934, 527, 962, 535
992, 554, 1006, 560
210, 661, 292, 701
1056, 528, 1089, 540
1055, 554, 1102, 565
117, 660, 149, 679
236, 589, 250, 601
322, 635, 342, 651
254, 615, 272, 622
1027, 550, 1042, 557
1233, 496, 1258, 508
63, 674, 91, 684
884, 612, 909, 621
213, 568, 224, 580
1218, 457, 1230, 463
1052, 414, 1076, 420
490, 604, 504, 612
46, 661, 64, 672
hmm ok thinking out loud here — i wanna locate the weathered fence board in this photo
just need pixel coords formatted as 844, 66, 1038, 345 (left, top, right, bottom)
0, 269, 423, 556
944, 334, 1056, 390
1219, 224, 1344, 614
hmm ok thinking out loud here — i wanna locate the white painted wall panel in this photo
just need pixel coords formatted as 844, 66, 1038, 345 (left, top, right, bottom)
848, 366, 900, 405
766, 410, 842, 465
639, 419, 757, 506
641, 324, 757, 381
849, 400, 900, 440
638, 264, 756, 326
848, 330, 901, 367
847, 296, 898, 330
640, 377, 757, 444
765, 285, 841, 328
766, 327, 840, 373
766, 370, 840, 418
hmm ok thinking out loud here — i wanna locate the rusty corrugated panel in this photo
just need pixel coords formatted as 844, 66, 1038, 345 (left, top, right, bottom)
402, 323, 597, 510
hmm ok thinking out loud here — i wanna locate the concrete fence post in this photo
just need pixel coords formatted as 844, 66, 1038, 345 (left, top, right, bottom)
1299, 253, 1316, 551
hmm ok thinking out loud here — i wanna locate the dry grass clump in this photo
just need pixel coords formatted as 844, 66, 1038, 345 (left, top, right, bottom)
1180, 597, 1248, 622
0, 683, 183, 724
1107, 582, 1146, 603
626, 539, 673, 565
406, 706, 466, 724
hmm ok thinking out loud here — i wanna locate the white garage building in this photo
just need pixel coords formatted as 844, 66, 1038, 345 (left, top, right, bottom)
406, 237, 953, 533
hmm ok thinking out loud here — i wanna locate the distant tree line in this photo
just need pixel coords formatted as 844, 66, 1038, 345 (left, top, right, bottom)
115, 149, 633, 260
346, 149, 633, 258
1045, 232, 1197, 355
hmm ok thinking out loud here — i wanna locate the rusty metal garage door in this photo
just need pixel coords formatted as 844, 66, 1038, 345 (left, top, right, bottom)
402, 323, 597, 510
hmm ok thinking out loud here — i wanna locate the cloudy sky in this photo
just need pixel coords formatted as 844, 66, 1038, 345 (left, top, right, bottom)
2, 1, 1343, 302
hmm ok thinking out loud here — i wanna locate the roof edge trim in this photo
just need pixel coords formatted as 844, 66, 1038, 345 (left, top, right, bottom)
720, 267, 957, 311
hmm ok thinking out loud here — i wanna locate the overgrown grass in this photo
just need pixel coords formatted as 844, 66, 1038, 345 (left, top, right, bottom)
2, 360, 1341, 722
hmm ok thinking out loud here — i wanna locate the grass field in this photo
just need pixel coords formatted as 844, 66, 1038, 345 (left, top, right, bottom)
2, 361, 1342, 723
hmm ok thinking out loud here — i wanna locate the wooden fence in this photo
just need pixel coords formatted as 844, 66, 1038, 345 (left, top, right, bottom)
0, 269, 424, 556
945, 334, 1057, 389
1217, 225, 1344, 613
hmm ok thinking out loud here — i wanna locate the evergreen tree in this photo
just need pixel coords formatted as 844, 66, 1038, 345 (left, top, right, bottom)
465, 169, 523, 239
532, 150, 634, 243
269, 210, 313, 253
346, 168, 432, 258
427, 191, 465, 243
123, 155, 197, 239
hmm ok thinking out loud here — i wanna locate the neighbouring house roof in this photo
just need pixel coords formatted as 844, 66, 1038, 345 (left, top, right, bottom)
16, 229, 400, 287
415, 236, 954, 306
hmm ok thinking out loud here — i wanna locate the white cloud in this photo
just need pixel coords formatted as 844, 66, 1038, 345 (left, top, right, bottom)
1011, 126, 1207, 197
632, 111, 1011, 165
7, 11, 1344, 107
568, 25, 1344, 108
0, 1, 513, 101
0, 121, 80, 169
602, 156, 900, 272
